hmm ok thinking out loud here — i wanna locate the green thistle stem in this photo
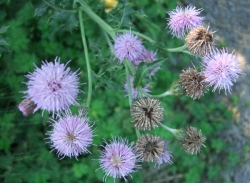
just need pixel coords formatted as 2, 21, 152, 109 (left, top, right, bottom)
77, 0, 116, 39
160, 123, 177, 134
78, 10, 92, 108
124, 60, 140, 138
139, 87, 173, 98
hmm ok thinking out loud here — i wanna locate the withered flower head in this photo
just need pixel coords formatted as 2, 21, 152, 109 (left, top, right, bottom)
131, 98, 164, 131
182, 126, 206, 155
18, 97, 37, 116
179, 68, 207, 100
136, 134, 164, 162
185, 26, 215, 56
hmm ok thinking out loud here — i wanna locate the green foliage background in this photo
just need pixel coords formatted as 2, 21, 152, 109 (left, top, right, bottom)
0, 0, 238, 182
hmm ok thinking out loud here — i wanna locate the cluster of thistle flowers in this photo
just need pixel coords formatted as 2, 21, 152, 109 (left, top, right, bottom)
17, 4, 244, 183
167, 5, 243, 98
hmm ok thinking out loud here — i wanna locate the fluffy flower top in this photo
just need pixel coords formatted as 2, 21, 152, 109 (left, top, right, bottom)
167, 5, 204, 38
99, 137, 140, 182
202, 48, 243, 94
124, 76, 151, 99
24, 57, 81, 115
134, 49, 157, 66
155, 141, 173, 168
113, 31, 144, 63
47, 109, 93, 159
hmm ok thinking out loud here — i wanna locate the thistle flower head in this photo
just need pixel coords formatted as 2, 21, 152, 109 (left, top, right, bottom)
131, 97, 164, 131
18, 97, 37, 116
124, 76, 151, 99
47, 109, 93, 159
136, 134, 164, 162
24, 57, 81, 115
167, 5, 204, 38
134, 49, 157, 66
202, 48, 243, 94
179, 67, 207, 99
114, 31, 144, 63
182, 126, 206, 155
99, 137, 140, 182
186, 26, 215, 56
155, 141, 173, 168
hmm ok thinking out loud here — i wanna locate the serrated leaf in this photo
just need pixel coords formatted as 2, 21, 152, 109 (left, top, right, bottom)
0, 38, 8, 46
133, 59, 166, 88
0, 26, 9, 34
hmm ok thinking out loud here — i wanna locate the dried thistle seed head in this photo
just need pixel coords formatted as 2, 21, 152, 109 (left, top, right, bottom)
131, 98, 164, 131
186, 26, 215, 56
179, 68, 207, 100
136, 134, 164, 162
182, 126, 206, 155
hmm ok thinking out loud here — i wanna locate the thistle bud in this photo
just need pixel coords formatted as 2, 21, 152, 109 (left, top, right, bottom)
18, 97, 37, 116
168, 81, 184, 96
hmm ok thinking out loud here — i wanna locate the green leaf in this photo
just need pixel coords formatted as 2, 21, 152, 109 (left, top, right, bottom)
0, 26, 9, 34
133, 58, 166, 88
0, 38, 8, 45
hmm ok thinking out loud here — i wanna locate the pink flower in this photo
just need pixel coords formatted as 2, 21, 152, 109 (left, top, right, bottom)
114, 31, 144, 63
47, 109, 93, 159
167, 5, 204, 38
134, 49, 157, 66
24, 57, 81, 115
124, 76, 151, 99
202, 48, 243, 94
99, 137, 140, 182
155, 141, 173, 168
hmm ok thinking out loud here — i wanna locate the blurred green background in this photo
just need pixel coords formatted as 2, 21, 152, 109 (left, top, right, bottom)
0, 0, 239, 182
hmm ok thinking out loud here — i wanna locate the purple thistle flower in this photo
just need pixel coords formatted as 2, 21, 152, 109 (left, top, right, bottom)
124, 76, 151, 99
113, 31, 144, 63
24, 57, 81, 115
202, 48, 243, 94
155, 141, 173, 168
134, 49, 157, 66
167, 5, 204, 38
99, 137, 140, 182
47, 109, 93, 159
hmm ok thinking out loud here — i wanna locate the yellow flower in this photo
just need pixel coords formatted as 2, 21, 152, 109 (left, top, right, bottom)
100, 0, 118, 13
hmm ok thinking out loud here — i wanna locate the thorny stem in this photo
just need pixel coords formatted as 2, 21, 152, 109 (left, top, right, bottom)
139, 87, 173, 98
78, 10, 92, 108
124, 60, 141, 138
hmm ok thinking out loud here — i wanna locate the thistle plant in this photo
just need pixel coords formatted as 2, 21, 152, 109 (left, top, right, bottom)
16, 1, 244, 182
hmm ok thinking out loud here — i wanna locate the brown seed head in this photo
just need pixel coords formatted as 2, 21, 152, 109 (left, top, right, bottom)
136, 134, 164, 162
186, 26, 215, 56
182, 127, 206, 155
179, 68, 207, 100
131, 98, 164, 131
